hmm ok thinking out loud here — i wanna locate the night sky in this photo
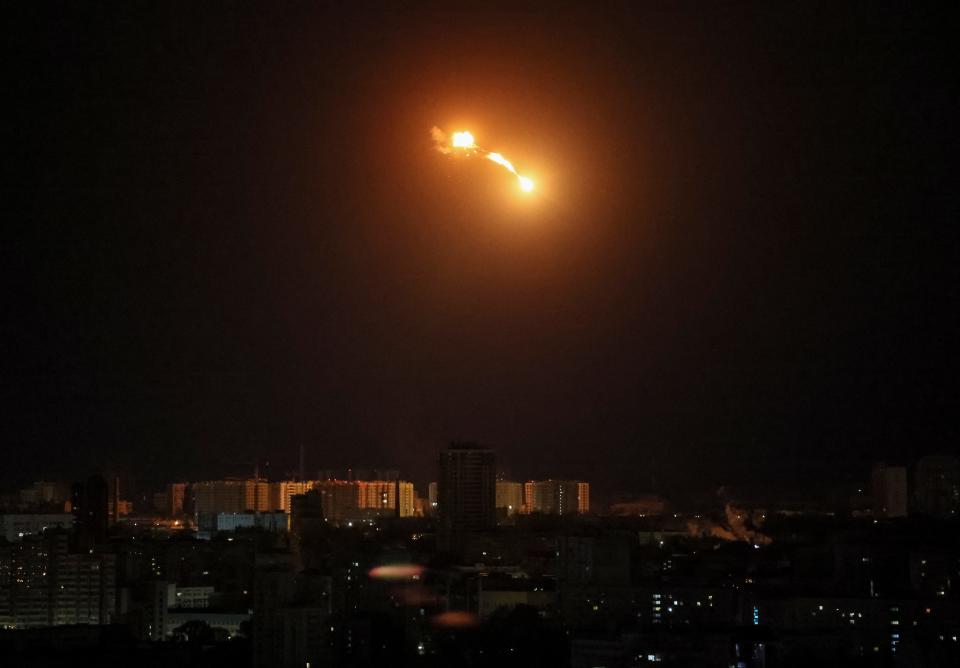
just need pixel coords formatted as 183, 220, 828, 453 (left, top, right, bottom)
3, 3, 957, 498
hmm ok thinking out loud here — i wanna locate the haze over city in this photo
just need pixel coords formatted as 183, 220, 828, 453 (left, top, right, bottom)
2, 3, 957, 667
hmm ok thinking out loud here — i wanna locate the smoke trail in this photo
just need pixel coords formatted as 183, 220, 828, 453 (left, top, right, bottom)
430, 126, 451, 154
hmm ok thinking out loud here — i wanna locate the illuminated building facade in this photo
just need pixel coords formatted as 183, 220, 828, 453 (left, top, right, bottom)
269, 481, 314, 513
192, 479, 269, 514
168, 482, 187, 516
495, 481, 523, 516
577, 482, 590, 514
356, 480, 415, 518
523, 480, 590, 515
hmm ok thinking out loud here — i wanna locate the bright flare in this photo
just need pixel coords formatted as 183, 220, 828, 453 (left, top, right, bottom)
486, 152, 516, 174
487, 152, 535, 193
433, 127, 535, 193
451, 131, 476, 149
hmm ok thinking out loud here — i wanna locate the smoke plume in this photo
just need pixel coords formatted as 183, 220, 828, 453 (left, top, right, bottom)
687, 503, 771, 545
430, 126, 451, 154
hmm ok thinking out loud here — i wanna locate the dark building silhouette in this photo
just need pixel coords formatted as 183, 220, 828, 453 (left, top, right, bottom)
914, 455, 960, 517
71, 474, 109, 547
290, 488, 326, 540
438, 442, 496, 551
111, 475, 120, 525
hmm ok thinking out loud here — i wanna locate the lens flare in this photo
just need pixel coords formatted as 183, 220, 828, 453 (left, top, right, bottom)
431, 610, 480, 628
368, 564, 425, 580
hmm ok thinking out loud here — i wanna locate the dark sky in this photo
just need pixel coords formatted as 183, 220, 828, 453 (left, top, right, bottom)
3, 3, 957, 497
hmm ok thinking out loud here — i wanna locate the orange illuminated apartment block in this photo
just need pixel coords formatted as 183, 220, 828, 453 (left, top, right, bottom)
357, 480, 415, 517
521, 480, 590, 515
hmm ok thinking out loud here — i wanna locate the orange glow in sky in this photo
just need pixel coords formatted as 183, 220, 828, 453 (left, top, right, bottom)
434, 127, 535, 193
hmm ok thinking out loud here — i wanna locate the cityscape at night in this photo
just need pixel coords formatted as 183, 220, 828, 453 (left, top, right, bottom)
3, 3, 957, 667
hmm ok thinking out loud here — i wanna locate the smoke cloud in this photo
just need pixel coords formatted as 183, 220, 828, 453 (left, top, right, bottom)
430, 126, 451, 154
687, 503, 771, 546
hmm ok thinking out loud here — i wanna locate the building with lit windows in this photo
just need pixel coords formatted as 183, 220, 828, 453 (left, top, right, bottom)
495, 481, 523, 516
427, 482, 438, 515
196, 511, 289, 535
356, 480, 415, 517
269, 481, 314, 513
523, 480, 590, 515
192, 478, 269, 514
0, 531, 115, 629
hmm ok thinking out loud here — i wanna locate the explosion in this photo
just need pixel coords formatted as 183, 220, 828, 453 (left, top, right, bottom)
451, 131, 476, 149
431, 126, 535, 193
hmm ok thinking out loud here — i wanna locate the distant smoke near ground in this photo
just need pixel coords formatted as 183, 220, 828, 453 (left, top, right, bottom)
687, 503, 771, 545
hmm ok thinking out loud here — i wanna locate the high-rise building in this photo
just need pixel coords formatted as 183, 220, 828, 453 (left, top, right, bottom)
18, 481, 70, 509
111, 476, 121, 525
71, 475, 109, 546
153, 490, 169, 514
438, 443, 496, 549
311, 481, 361, 523
197, 511, 289, 534
397, 481, 414, 518
0, 513, 73, 542
269, 481, 314, 513
192, 479, 269, 514
193, 480, 243, 513
168, 483, 187, 516
914, 455, 960, 517
291, 489, 326, 538
522, 480, 590, 515
0, 531, 115, 629
427, 482, 438, 515
107, 499, 133, 517
495, 481, 523, 516
871, 463, 908, 518
577, 482, 591, 513
244, 479, 270, 512
356, 480, 415, 517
